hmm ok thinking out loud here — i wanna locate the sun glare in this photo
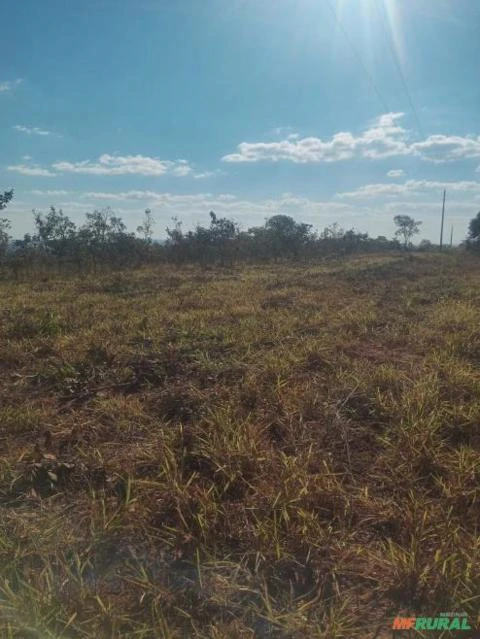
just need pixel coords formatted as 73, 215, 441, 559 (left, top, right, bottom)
331, 0, 407, 76
382, 0, 407, 67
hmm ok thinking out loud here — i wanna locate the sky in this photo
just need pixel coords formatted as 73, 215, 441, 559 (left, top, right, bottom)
1, 0, 480, 243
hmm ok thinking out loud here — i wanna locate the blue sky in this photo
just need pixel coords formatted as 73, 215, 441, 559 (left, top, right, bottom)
1, 0, 480, 242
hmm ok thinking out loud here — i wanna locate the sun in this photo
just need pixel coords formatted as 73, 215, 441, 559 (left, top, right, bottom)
331, 0, 407, 70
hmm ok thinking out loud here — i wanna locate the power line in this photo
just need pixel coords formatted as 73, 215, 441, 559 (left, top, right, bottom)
324, 0, 392, 115
325, 0, 426, 141
373, 0, 426, 140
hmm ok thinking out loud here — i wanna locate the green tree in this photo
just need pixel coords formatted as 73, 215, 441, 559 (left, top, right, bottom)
166, 212, 240, 266
419, 239, 433, 251
0, 218, 12, 259
165, 217, 188, 264
81, 208, 128, 248
81, 208, 113, 247
0, 189, 14, 211
320, 222, 345, 240
264, 214, 313, 260
467, 212, 480, 245
80, 208, 133, 270
246, 225, 273, 262
208, 210, 239, 265
318, 223, 346, 258
33, 206, 77, 256
0, 190, 14, 259
137, 208, 155, 243
393, 215, 422, 248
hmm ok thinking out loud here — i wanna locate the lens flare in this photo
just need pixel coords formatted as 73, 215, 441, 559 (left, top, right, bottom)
381, 0, 406, 69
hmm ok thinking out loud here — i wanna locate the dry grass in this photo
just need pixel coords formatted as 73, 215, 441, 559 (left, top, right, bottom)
1, 252, 480, 638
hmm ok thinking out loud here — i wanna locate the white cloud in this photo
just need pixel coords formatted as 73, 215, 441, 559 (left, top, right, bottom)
7, 164, 55, 177
222, 113, 480, 164
271, 126, 297, 137
193, 169, 225, 179
31, 190, 69, 196
271, 129, 300, 141
51, 154, 192, 176
76, 190, 365, 227
409, 135, 480, 163
73, 187, 477, 226
13, 125, 53, 136
0, 79, 23, 93
81, 191, 150, 201
339, 183, 410, 198
193, 171, 216, 179
338, 179, 480, 199
172, 163, 192, 177
6, 153, 213, 180
381, 200, 478, 219
387, 169, 405, 178
222, 112, 408, 163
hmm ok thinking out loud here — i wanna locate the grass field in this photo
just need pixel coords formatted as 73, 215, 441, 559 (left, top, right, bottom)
1, 252, 480, 638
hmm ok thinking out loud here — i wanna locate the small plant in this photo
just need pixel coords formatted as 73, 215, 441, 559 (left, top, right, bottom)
6, 307, 62, 338
38, 309, 61, 336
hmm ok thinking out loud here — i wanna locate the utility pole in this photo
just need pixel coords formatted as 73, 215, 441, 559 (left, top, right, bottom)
450, 225, 453, 248
440, 189, 446, 249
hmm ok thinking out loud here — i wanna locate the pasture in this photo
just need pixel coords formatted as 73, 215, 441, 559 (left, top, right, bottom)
1, 252, 479, 637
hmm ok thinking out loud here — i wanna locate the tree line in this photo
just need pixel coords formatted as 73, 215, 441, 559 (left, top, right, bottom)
1, 188, 476, 276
